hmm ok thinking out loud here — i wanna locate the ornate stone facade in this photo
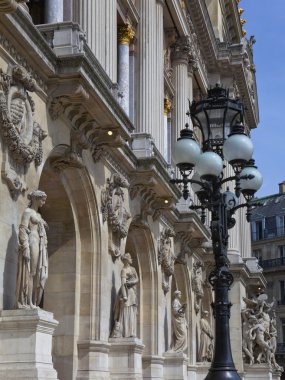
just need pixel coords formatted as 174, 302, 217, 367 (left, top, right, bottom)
0, 1, 273, 380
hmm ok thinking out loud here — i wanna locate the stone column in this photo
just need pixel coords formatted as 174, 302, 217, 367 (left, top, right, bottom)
163, 98, 171, 162
171, 37, 192, 141
156, 0, 165, 155
72, 0, 117, 82
117, 24, 135, 116
44, 0, 63, 23
137, 0, 157, 136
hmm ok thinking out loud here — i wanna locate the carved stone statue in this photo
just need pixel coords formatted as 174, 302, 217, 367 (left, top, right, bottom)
15, 190, 48, 309
191, 261, 204, 314
170, 290, 188, 353
101, 173, 131, 258
198, 310, 214, 362
241, 295, 284, 372
111, 253, 139, 338
158, 228, 175, 293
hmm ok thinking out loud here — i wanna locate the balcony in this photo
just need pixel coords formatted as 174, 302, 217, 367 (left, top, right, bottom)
252, 227, 285, 241
259, 257, 285, 270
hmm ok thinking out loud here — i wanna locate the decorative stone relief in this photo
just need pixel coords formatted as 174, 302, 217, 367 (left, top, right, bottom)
197, 310, 214, 362
50, 129, 89, 172
241, 294, 283, 372
111, 252, 139, 338
191, 261, 205, 314
169, 290, 188, 353
130, 173, 174, 226
0, 0, 27, 13
0, 65, 47, 199
15, 190, 48, 309
101, 173, 131, 258
158, 228, 176, 294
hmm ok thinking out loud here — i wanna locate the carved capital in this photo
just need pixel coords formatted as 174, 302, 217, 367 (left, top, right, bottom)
171, 36, 193, 64
117, 24, 135, 45
164, 98, 171, 115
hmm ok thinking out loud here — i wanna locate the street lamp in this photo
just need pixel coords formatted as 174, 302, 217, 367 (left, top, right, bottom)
171, 85, 262, 380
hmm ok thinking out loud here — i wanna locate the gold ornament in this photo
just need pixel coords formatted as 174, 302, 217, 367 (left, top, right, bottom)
118, 24, 135, 45
164, 98, 171, 115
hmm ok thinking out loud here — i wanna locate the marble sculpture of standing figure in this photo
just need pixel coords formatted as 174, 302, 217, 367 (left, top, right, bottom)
15, 190, 48, 309
170, 290, 188, 352
112, 252, 139, 338
198, 310, 214, 362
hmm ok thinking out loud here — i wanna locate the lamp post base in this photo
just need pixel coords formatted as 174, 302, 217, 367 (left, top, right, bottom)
205, 368, 241, 380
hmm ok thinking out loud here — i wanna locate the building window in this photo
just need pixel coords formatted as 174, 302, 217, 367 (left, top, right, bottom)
277, 215, 285, 237
29, 0, 45, 24
265, 216, 277, 238
280, 280, 285, 305
282, 319, 285, 342
251, 220, 263, 241
278, 245, 285, 258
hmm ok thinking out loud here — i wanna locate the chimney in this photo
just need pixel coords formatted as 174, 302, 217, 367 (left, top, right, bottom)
279, 181, 285, 194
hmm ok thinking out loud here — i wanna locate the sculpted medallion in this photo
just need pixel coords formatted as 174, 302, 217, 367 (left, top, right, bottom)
101, 173, 131, 258
0, 65, 47, 198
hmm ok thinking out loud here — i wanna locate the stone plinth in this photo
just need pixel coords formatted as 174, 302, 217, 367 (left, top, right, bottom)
244, 364, 273, 380
109, 337, 144, 380
0, 309, 58, 380
195, 362, 211, 380
163, 351, 188, 380
77, 340, 111, 380
142, 355, 164, 380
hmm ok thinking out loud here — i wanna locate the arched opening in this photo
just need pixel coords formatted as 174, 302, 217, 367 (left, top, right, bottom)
38, 146, 101, 380
125, 224, 158, 355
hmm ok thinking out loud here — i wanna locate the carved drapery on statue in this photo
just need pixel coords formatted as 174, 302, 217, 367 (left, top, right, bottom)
0, 65, 47, 199
158, 228, 175, 294
241, 294, 283, 373
15, 190, 48, 309
169, 290, 188, 353
111, 253, 139, 338
197, 310, 214, 362
101, 173, 131, 258
191, 261, 204, 314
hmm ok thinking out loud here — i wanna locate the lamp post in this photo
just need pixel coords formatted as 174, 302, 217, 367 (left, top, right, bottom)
171, 85, 262, 380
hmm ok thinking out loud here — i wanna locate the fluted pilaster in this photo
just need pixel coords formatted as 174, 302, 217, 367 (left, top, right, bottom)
163, 98, 171, 162
45, 0, 63, 23
156, 0, 165, 155
73, 0, 117, 82
172, 37, 192, 141
223, 164, 241, 257
137, 0, 157, 135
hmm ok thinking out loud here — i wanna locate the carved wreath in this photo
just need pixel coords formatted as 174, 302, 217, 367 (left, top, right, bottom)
0, 65, 47, 166
101, 173, 131, 238
158, 228, 175, 277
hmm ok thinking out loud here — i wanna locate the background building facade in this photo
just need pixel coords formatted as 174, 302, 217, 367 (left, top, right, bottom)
0, 1, 276, 379
251, 181, 285, 375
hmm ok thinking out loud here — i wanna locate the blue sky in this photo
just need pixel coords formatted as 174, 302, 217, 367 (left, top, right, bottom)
240, 0, 285, 197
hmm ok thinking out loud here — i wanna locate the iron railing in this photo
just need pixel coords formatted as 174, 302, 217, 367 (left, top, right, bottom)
259, 257, 285, 270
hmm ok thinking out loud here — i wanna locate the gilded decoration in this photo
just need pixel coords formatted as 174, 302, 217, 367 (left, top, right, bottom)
164, 98, 171, 116
158, 228, 175, 293
101, 173, 131, 258
0, 65, 47, 199
117, 24, 135, 45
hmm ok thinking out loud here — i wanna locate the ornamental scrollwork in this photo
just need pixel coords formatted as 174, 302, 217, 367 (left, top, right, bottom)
0, 65, 47, 199
101, 173, 131, 258
158, 228, 175, 293
191, 261, 205, 314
